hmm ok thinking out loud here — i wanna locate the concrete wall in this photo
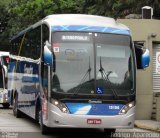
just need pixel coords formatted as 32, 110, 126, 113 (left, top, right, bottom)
117, 19, 160, 119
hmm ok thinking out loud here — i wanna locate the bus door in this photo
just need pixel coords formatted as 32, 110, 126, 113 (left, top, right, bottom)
0, 58, 5, 103
41, 60, 51, 121
0, 58, 5, 89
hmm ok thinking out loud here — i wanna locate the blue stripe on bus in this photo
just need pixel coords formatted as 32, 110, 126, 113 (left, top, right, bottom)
65, 103, 124, 116
52, 25, 131, 35
22, 76, 39, 83
8, 62, 16, 72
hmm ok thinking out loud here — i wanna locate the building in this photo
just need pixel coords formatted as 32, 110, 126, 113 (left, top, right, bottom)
118, 18, 160, 120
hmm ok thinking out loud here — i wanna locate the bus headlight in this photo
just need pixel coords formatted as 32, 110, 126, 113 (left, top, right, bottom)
119, 101, 135, 115
51, 99, 69, 113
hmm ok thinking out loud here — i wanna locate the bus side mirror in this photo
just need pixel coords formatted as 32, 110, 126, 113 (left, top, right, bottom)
141, 49, 150, 68
43, 41, 52, 66
135, 44, 150, 69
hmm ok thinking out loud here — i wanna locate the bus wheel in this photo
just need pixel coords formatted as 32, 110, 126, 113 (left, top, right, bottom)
104, 129, 116, 137
13, 94, 22, 118
39, 111, 50, 135
2, 103, 10, 109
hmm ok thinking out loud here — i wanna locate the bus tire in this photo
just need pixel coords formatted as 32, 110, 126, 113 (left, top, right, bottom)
104, 129, 116, 136
13, 92, 23, 118
2, 103, 10, 109
39, 111, 50, 135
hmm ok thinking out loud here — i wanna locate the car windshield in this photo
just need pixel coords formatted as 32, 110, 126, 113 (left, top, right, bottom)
51, 32, 134, 97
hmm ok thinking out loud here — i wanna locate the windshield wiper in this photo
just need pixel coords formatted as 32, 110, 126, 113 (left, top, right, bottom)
72, 56, 92, 95
99, 56, 118, 99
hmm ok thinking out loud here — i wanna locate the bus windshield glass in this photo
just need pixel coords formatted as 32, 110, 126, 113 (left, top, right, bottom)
51, 32, 134, 97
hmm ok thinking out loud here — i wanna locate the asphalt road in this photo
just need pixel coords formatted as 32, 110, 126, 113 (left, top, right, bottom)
0, 106, 159, 138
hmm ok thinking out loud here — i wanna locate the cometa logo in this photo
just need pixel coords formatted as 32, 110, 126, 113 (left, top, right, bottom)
88, 100, 102, 104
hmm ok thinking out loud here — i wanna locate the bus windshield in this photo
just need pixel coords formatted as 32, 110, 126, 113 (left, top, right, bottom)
51, 32, 134, 97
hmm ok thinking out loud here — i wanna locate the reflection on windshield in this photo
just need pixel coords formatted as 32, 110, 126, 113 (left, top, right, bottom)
51, 32, 94, 95
98, 56, 118, 97
96, 46, 133, 82
51, 32, 134, 96
95, 33, 133, 96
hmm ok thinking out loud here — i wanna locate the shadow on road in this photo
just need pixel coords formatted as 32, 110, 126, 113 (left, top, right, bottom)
15, 129, 109, 138
47, 128, 108, 138
0, 106, 12, 110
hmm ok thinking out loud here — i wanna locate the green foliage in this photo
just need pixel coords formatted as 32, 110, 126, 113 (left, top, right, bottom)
0, 0, 10, 6
8, 0, 83, 36
0, 0, 11, 51
0, 0, 160, 51
83, 0, 160, 19
5, 0, 160, 37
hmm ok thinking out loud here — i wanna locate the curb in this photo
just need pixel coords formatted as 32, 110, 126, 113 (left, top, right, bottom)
135, 120, 160, 132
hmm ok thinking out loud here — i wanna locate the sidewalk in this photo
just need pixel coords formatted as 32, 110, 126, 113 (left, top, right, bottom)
135, 120, 160, 132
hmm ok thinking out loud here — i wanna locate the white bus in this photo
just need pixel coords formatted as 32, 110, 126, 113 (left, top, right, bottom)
0, 51, 10, 108
8, 14, 150, 135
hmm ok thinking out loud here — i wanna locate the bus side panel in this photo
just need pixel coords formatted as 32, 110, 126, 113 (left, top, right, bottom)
8, 58, 40, 119
18, 60, 40, 119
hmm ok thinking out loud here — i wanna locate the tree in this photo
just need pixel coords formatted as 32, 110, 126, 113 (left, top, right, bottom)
82, 0, 160, 19
5, 0, 160, 37
1, 0, 160, 52
0, 0, 11, 51
145, 0, 160, 19
8, 0, 83, 36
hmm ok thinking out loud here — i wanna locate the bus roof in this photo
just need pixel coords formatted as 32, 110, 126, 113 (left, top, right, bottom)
11, 14, 130, 41
43, 14, 129, 30
0, 51, 9, 56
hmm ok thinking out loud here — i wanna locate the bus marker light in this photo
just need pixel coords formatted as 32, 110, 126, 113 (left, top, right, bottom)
42, 100, 48, 120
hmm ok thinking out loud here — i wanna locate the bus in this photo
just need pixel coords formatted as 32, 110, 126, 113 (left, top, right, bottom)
0, 51, 10, 108
8, 14, 150, 134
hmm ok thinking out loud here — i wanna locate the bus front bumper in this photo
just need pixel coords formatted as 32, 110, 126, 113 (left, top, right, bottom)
44, 103, 135, 129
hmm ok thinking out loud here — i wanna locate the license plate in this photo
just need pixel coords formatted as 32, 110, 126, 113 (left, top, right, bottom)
87, 119, 101, 124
